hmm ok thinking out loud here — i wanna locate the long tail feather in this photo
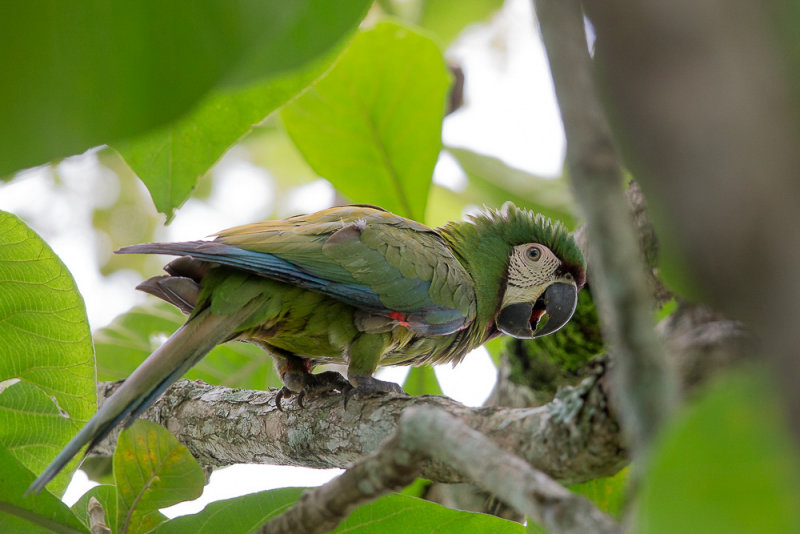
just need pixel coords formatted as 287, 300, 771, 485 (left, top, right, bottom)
27, 306, 250, 495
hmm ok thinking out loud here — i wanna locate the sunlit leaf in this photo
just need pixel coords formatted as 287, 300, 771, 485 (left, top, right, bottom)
282, 21, 451, 220
0, 447, 87, 534
0, 1, 371, 178
0, 212, 95, 496
114, 421, 204, 534
153, 487, 305, 534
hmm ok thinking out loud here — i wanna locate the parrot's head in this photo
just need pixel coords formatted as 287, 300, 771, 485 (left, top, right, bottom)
440, 202, 586, 340
495, 241, 584, 339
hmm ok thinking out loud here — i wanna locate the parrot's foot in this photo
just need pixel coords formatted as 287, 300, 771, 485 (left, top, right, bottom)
343, 376, 406, 408
276, 371, 352, 411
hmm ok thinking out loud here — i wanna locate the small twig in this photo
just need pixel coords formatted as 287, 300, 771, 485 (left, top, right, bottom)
259, 407, 620, 534
533, 0, 676, 454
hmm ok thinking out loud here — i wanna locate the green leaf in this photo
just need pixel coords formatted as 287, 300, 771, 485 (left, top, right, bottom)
569, 467, 628, 519
94, 300, 282, 391
0, 447, 87, 534
636, 368, 800, 534
0, 1, 371, 178
403, 366, 443, 396
114, 50, 338, 221
419, 0, 505, 45
331, 494, 523, 533
155, 489, 521, 534
0, 212, 95, 496
153, 487, 305, 534
282, 21, 451, 220
71, 485, 116, 532
525, 518, 548, 534
445, 147, 577, 228
399, 478, 432, 498
114, 421, 205, 534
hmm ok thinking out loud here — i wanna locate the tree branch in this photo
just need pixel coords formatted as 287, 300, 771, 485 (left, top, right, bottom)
533, 0, 677, 455
258, 407, 620, 534
94, 369, 625, 486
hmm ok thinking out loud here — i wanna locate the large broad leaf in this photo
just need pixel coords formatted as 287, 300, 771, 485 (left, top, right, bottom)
0, 212, 95, 496
282, 21, 451, 221
636, 369, 800, 534
0, 447, 87, 534
114, 421, 205, 534
93, 300, 282, 391
153, 487, 304, 534
331, 494, 522, 533
0, 1, 371, 178
445, 147, 577, 228
114, 48, 340, 222
154, 488, 521, 534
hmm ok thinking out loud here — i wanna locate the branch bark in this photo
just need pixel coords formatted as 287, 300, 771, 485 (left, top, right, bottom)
94, 369, 625, 486
258, 407, 620, 534
533, 0, 677, 455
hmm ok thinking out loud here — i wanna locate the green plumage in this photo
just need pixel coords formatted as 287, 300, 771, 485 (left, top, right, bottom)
28, 203, 585, 494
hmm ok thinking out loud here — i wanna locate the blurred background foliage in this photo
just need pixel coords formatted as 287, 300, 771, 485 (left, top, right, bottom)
1, 1, 798, 533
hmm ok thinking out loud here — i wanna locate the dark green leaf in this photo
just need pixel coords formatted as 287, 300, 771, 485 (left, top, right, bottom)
114, 51, 338, 221
0, 1, 371, 177
636, 369, 800, 534
0, 212, 95, 496
282, 21, 451, 220
152, 487, 305, 534
94, 300, 282, 391
0, 447, 87, 534
114, 421, 205, 534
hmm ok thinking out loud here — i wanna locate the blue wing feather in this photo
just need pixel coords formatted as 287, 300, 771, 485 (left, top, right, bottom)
117, 241, 467, 335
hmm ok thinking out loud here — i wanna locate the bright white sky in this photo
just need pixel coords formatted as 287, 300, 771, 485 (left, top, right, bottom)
0, 0, 564, 516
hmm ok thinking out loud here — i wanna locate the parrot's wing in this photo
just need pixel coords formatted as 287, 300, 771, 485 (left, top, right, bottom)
119, 206, 476, 335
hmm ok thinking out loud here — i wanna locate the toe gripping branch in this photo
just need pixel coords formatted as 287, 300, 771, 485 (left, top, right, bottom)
275, 370, 352, 411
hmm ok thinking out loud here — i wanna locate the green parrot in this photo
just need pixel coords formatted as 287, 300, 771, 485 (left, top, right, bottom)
28, 203, 585, 494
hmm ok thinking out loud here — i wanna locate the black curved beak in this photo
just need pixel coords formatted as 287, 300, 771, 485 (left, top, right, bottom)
496, 282, 578, 339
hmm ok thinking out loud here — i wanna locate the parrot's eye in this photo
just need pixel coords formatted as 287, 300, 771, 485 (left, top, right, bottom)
526, 246, 542, 261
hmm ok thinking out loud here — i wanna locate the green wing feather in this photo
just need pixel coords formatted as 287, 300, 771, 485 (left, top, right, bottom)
215, 206, 476, 329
